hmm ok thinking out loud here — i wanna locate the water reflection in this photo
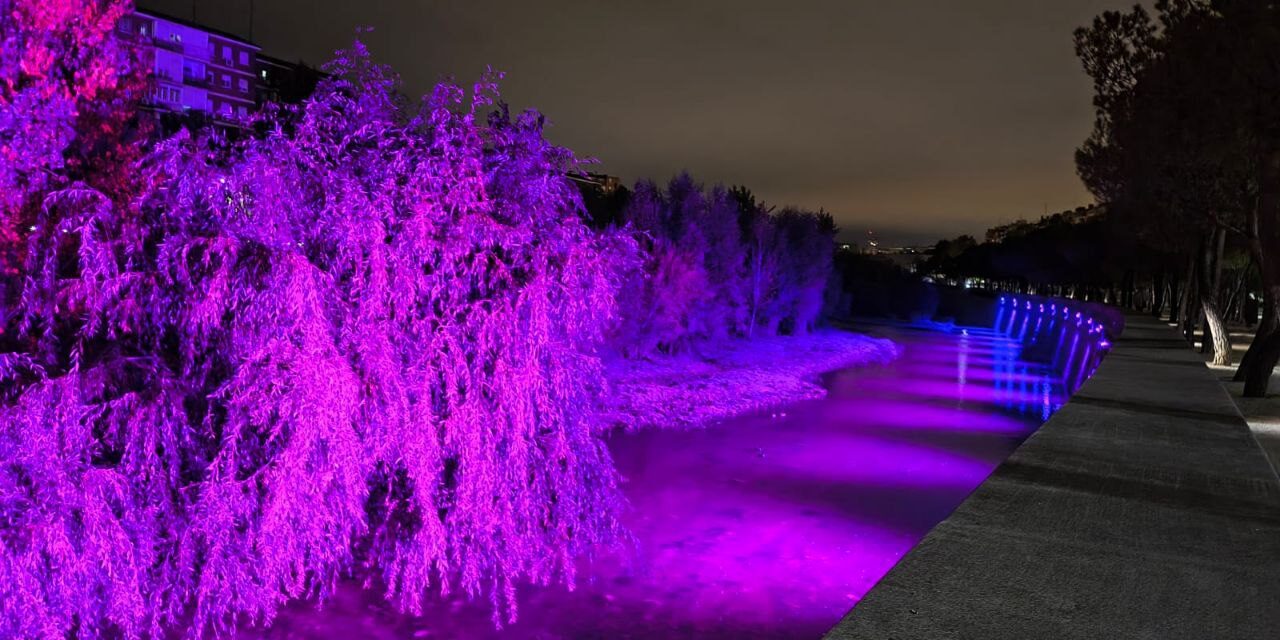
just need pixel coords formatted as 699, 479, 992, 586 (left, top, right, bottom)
241, 318, 1108, 640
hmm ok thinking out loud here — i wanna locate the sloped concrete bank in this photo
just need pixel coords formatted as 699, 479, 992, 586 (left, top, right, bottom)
824, 313, 1280, 640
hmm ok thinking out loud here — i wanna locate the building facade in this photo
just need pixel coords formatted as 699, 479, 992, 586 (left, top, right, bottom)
117, 10, 261, 121
257, 54, 324, 106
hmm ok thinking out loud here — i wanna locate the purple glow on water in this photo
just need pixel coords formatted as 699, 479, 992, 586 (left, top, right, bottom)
241, 326, 1079, 639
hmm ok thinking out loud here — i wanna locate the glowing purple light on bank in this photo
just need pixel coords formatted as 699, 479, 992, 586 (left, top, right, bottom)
0, 1, 1120, 634
236, 326, 1081, 638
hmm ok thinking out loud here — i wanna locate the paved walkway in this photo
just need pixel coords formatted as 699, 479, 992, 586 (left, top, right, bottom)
1193, 323, 1280, 476
824, 314, 1280, 640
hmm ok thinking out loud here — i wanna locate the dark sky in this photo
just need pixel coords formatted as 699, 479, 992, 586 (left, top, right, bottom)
141, 0, 1127, 245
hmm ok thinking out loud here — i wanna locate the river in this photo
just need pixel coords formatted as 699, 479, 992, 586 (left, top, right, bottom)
245, 323, 1080, 640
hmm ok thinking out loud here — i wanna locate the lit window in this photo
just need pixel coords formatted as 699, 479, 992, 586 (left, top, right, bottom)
222, 75, 231, 88
239, 78, 249, 93
239, 51, 249, 66
261, 69, 268, 79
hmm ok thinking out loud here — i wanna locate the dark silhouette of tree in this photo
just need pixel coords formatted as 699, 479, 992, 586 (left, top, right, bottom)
577, 177, 631, 229
1075, 0, 1280, 384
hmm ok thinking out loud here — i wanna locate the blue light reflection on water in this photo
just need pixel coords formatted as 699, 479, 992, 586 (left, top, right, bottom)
235, 304, 1115, 640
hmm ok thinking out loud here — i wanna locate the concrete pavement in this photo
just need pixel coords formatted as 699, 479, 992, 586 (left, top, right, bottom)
824, 314, 1280, 640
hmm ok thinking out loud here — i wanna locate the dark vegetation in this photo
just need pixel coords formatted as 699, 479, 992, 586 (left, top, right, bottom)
925, 0, 1280, 396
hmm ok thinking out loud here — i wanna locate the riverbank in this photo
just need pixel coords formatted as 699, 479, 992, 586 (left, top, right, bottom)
827, 314, 1280, 640
239, 323, 1054, 639
604, 329, 900, 430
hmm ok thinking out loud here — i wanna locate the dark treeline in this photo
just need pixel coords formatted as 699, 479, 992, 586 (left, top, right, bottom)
1078, 0, 1280, 394
922, 210, 1109, 295
929, 0, 1280, 397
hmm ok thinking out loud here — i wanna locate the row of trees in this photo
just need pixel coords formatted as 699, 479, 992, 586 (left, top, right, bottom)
922, 209, 1262, 332
1074, 0, 1280, 395
924, 1, 1280, 397
605, 176, 835, 355
0, 2, 839, 637
920, 214, 1108, 289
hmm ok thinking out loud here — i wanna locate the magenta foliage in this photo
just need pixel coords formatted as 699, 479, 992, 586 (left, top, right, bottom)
0, 4, 840, 637
615, 174, 835, 354
0, 0, 138, 281
2, 29, 636, 639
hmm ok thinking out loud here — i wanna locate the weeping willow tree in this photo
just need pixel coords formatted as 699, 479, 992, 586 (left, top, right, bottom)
1, 3, 853, 637
1, 4, 637, 634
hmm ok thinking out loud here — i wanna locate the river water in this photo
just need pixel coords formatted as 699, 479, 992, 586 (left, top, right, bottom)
245, 324, 1079, 640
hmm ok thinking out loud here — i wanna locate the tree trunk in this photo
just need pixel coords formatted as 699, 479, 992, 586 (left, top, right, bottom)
1151, 272, 1166, 317
1223, 268, 1246, 324
1243, 149, 1280, 397
1235, 246, 1272, 381
1167, 270, 1180, 323
1180, 250, 1198, 342
1200, 227, 1232, 366
748, 249, 760, 338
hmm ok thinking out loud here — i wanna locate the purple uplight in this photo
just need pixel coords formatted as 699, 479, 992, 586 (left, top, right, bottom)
240, 326, 1074, 639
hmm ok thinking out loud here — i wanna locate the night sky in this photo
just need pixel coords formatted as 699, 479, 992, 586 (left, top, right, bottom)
140, 0, 1128, 245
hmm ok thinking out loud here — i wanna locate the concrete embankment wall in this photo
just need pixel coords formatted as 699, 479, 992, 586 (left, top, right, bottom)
824, 313, 1280, 640
990, 293, 1119, 392
851, 286, 1120, 391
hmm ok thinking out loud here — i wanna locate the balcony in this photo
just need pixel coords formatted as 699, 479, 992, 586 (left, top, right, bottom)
154, 38, 184, 54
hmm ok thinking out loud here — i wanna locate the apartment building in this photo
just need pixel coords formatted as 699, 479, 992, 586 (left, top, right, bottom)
116, 10, 261, 121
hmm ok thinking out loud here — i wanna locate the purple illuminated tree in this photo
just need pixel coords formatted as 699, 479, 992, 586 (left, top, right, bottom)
2, 27, 635, 638
615, 176, 835, 349
772, 207, 837, 334
0, 0, 140, 327
1, 4, 844, 637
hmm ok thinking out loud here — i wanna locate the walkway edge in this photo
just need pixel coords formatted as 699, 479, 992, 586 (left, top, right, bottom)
823, 314, 1280, 640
